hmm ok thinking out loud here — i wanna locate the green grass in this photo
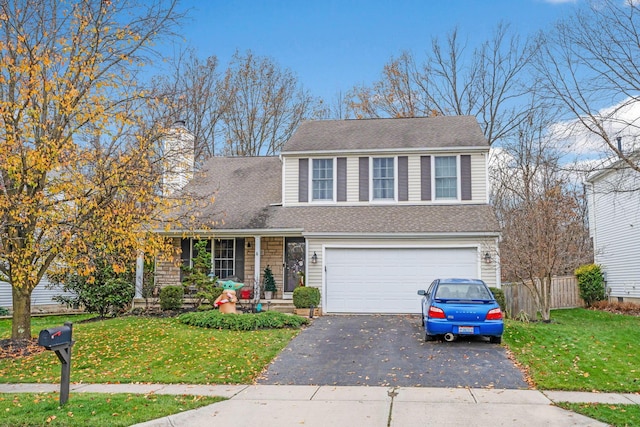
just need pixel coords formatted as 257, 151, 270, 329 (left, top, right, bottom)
556, 402, 640, 427
0, 392, 222, 427
0, 314, 300, 384
504, 308, 640, 392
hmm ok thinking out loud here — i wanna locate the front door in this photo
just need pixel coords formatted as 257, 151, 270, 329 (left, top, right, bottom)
284, 237, 305, 293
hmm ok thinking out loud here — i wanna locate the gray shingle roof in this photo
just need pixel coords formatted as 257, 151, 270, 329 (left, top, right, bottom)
282, 116, 488, 153
169, 156, 499, 234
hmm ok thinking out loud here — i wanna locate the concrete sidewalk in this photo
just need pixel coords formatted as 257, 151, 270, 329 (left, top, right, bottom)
1, 384, 638, 426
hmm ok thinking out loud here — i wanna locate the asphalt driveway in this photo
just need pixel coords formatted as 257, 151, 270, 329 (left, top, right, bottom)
258, 315, 528, 389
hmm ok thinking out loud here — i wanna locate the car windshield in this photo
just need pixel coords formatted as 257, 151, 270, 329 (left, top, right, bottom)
435, 283, 492, 300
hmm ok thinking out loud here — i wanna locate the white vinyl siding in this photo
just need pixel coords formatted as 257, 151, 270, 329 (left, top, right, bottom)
0, 277, 73, 308
346, 157, 360, 202
407, 155, 422, 202
471, 153, 487, 203
588, 169, 640, 300
283, 156, 299, 206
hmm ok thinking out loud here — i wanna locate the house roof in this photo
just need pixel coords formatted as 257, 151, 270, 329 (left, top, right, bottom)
282, 116, 488, 153
169, 156, 500, 235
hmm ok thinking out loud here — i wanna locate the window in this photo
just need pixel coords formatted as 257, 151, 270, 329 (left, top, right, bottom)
373, 157, 395, 200
435, 156, 457, 199
312, 158, 334, 201
180, 238, 236, 280
214, 239, 235, 279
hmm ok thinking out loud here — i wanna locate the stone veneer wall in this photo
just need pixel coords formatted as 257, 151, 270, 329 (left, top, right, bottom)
154, 238, 182, 288
244, 237, 284, 298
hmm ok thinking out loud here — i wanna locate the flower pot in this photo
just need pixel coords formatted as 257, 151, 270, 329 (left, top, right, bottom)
264, 291, 273, 300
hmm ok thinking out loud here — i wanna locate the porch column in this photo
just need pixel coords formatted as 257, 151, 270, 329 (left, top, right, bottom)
135, 250, 144, 298
254, 236, 261, 286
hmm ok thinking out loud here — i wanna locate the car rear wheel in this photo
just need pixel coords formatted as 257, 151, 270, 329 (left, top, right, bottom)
489, 336, 502, 344
425, 333, 435, 342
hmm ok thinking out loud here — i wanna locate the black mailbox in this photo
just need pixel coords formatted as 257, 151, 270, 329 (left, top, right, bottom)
38, 325, 72, 349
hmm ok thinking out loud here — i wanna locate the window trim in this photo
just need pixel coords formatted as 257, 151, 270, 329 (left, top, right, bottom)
432, 155, 461, 202
309, 157, 337, 203
370, 156, 397, 202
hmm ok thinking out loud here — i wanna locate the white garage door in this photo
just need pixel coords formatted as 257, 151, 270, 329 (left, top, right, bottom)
324, 247, 478, 314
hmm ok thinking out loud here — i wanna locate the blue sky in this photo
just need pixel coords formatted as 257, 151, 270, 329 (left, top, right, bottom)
170, 0, 578, 102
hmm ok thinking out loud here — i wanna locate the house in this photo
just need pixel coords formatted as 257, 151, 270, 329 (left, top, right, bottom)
586, 155, 640, 303
155, 116, 501, 314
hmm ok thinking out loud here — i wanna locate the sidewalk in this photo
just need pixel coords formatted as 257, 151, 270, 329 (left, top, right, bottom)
1, 383, 638, 426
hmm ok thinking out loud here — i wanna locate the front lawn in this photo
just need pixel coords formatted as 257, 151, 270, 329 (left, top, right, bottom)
0, 314, 300, 384
555, 402, 640, 427
0, 392, 222, 427
504, 308, 640, 392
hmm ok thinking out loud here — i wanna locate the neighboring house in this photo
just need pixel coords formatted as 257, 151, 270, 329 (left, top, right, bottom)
156, 116, 501, 314
0, 278, 72, 311
586, 155, 640, 303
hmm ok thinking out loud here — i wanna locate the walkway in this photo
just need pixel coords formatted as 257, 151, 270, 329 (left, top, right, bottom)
1, 383, 637, 426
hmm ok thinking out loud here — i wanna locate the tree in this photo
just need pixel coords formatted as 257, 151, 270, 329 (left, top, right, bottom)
150, 49, 227, 167
0, 0, 183, 340
347, 24, 536, 145
535, 0, 640, 173
490, 108, 592, 321
219, 50, 320, 156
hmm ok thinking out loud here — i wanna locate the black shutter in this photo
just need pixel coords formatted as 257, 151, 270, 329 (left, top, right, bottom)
337, 157, 347, 202
421, 156, 431, 201
398, 156, 408, 201
461, 155, 472, 201
235, 238, 245, 281
298, 158, 308, 202
359, 157, 369, 201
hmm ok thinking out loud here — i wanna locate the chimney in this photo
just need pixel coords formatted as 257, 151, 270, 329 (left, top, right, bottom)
162, 120, 195, 197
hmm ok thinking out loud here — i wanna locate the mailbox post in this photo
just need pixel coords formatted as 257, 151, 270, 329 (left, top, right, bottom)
38, 322, 74, 405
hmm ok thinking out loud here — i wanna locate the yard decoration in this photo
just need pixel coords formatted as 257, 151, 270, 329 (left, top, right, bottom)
214, 280, 245, 313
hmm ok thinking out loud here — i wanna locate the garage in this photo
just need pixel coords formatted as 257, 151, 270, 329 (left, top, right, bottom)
324, 247, 479, 313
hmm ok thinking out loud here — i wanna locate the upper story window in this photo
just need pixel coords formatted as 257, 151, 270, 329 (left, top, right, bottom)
373, 157, 395, 200
312, 158, 334, 201
435, 156, 457, 199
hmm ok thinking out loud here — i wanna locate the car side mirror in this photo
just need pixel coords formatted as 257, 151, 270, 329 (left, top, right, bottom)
417, 290, 426, 296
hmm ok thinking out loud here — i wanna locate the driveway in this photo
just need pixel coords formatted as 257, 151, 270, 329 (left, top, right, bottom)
258, 315, 528, 389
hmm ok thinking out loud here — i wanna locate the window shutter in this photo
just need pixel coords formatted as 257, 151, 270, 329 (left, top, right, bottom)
235, 238, 245, 281
298, 158, 308, 202
461, 155, 472, 201
359, 157, 369, 201
421, 156, 431, 201
337, 157, 347, 202
398, 156, 408, 201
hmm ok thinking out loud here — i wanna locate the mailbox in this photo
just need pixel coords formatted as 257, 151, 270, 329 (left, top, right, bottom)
38, 325, 73, 349
37, 322, 74, 405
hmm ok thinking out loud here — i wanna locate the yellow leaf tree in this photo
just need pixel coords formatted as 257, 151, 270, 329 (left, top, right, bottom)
0, 0, 184, 340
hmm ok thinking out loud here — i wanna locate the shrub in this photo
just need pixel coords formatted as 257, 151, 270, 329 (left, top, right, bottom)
52, 275, 134, 318
489, 287, 506, 313
160, 285, 184, 311
263, 265, 277, 292
0, 307, 9, 316
575, 264, 606, 307
178, 310, 309, 330
292, 286, 320, 308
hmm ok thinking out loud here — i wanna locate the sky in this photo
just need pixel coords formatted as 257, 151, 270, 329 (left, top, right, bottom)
167, 0, 580, 102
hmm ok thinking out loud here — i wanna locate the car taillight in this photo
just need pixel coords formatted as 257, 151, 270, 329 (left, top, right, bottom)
428, 306, 445, 319
486, 307, 503, 320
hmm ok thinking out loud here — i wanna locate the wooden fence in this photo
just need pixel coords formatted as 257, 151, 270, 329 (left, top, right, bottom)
502, 275, 583, 319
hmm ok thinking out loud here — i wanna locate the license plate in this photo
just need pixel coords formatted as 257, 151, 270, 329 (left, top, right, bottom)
458, 326, 474, 334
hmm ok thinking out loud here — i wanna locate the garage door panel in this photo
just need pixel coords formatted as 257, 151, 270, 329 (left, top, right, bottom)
325, 247, 477, 314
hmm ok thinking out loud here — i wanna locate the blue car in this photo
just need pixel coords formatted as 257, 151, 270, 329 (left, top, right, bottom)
417, 278, 503, 344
